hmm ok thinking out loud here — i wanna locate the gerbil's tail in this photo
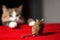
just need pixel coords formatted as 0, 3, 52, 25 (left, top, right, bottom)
21, 34, 34, 38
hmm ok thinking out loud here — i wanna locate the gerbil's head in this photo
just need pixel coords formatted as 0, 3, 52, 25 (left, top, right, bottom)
35, 19, 44, 25
2, 5, 23, 21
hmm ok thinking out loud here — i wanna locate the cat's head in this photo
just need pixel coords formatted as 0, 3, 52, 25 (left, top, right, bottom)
2, 5, 23, 21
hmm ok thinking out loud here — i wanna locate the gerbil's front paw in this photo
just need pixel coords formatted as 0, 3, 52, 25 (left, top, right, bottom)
33, 35, 35, 37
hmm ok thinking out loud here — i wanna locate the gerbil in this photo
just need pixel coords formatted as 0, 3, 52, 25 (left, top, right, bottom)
22, 19, 44, 38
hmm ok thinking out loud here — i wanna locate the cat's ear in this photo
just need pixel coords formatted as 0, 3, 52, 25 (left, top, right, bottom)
17, 5, 23, 13
2, 5, 7, 13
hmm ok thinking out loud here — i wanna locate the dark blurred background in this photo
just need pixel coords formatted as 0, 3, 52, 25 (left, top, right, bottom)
0, 0, 43, 25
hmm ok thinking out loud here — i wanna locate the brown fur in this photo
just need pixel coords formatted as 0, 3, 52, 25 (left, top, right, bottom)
22, 19, 44, 38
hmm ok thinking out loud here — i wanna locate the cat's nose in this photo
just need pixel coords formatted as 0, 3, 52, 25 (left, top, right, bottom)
12, 18, 16, 21
15, 18, 18, 21
15, 18, 17, 21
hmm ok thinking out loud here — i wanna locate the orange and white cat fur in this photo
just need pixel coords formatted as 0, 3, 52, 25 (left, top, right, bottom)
1, 5, 24, 26
22, 18, 44, 38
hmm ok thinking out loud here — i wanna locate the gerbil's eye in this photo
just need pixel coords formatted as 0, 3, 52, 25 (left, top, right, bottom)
9, 15, 12, 17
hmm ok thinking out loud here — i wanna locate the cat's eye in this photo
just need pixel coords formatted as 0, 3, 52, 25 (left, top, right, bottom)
9, 15, 12, 17
16, 14, 19, 17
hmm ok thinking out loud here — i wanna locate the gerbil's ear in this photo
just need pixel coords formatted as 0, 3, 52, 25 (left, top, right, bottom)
36, 19, 39, 21
2, 5, 7, 13
17, 5, 23, 13
40, 19, 44, 22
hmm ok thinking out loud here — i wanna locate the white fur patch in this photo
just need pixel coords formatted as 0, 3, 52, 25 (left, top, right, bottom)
9, 22, 17, 28
29, 20, 35, 26
12, 11, 17, 17
9, 11, 20, 21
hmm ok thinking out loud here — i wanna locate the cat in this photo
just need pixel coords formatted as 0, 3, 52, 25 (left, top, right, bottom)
21, 18, 44, 38
1, 5, 24, 26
